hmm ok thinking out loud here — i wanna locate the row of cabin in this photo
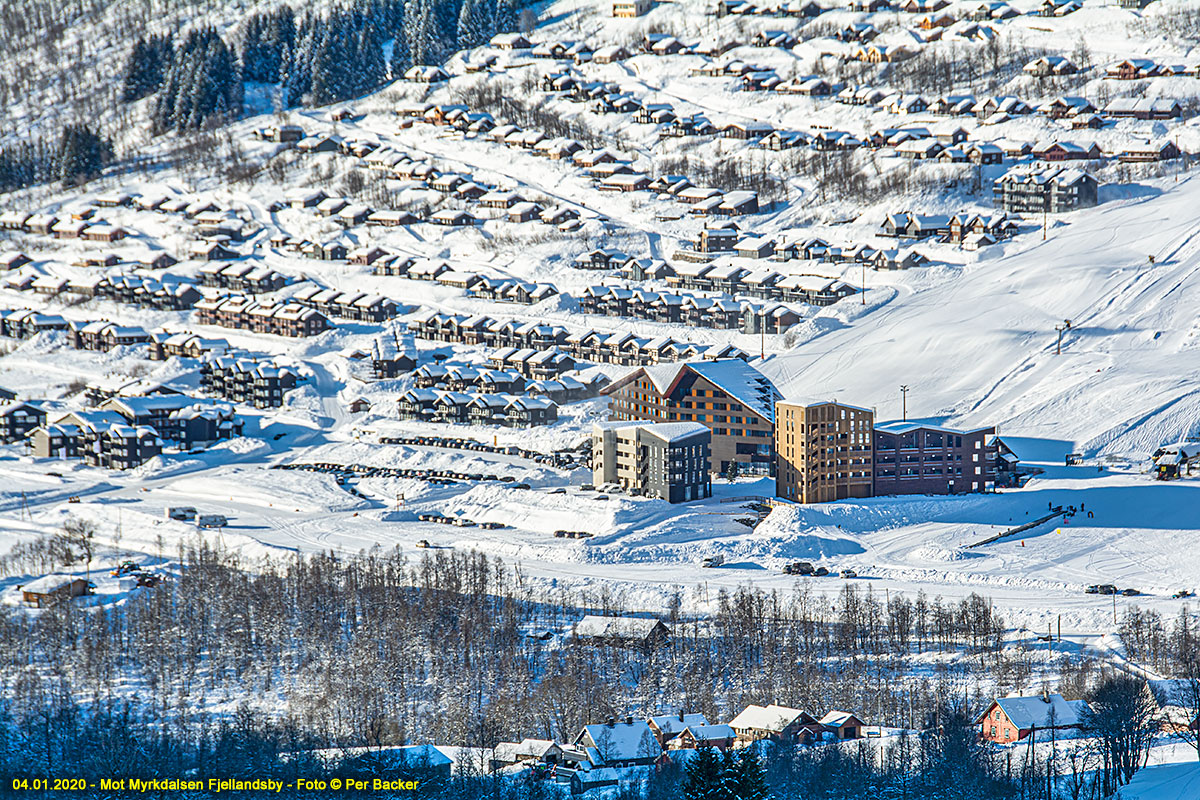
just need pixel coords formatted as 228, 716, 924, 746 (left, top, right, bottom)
0, 215, 129, 242
665, 262, 857, 306
288, 286, 400, 323
467, 277, 560, 305
414, 365, 528, 393
149, 331, 229, 361
73, 274, 201, 310
415, 364, 603, 404
29, 397, 240, 469
993, 168, 1099, 214
0, 308, 70, 339
770, 234, 930, 269
194, 295, 331, 337
879, 212, 1018, 243
200, 356, 299, 409
197, 262, 288, 293
407, 312, 746, 367
487, 347, 580, 379
69, 321, 151, 352
577, 286, 804, 333
396, 389, 558, 428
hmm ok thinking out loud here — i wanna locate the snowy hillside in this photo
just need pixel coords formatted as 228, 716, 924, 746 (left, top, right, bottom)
1, 0, 1199, 634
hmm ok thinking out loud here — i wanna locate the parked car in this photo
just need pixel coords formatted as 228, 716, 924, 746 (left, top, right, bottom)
167, 506, 197, 521
814, 566, 829, 576
480, 521, 505, 529
1121, 588, 1140, 596
110, 561, 140, 577
701, 555, 725, 568
1172, 589, 1195, 599
840, 569, 858, 579
196, 514, 227, 529
784, 562, 814, 575
1085, 585, 1100, 594
415, 539, 431, 548
1097, 584, 1118, 595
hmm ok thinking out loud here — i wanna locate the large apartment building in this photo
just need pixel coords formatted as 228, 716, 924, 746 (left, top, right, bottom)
602, 360, 781, 475
993, 167, 1098, 214
872, 421, 996, 495
774, 400, 875, 503
592, 421, 711, 503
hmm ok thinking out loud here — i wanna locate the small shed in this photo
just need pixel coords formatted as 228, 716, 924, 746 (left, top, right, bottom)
21, 574, 90, 607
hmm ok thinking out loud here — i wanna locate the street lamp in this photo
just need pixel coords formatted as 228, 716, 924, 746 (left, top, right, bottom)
900, 385, 909, 420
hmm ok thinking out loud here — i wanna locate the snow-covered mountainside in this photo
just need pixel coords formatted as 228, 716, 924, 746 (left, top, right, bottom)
1, 0, 1198, 634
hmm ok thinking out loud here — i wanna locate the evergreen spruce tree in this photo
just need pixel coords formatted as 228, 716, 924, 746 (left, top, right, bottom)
457, 0, 493, 49
152, 27, 242, 132
354, 28, 386, 96
308, 30, 343, 106
725, 748, 769, 800
389, 25, 413, 78
495, 0, 518, 35
120, 34, 172, 102
683, 747, 727, 800
57, 125, 113, 186
433, 0, 464, 51
404, 0, 440, 65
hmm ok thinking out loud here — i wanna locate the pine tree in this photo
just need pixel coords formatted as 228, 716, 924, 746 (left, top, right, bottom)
389, 26, 413, 77
404, 0, 440, 66
683, 747, 727, 800
725, 748, 769, 800
152, 28, 242, 132
354, 28, 386, 96
120, 34, 172, 102
495, 0, 517, 35
309, 29, 344, 106
457, 0, 493, 49
57, 125, 113, 186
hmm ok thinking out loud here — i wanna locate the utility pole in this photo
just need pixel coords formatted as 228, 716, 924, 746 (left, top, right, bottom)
1055, 323, 1067, 355
900, 385, 909, 420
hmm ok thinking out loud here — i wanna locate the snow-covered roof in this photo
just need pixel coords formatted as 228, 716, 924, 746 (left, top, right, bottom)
577, 721, 662, 764
681, 724, 735, 741
819, 710, 861, 727
977, 693, 1089, 730
874, 420, 991, 436
21, 573, 86, 594
650, 713, 708, 735
573, 615, 667, 640
728, 704, 809, 732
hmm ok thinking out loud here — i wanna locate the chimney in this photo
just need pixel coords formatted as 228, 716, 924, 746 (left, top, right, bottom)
1042, 689, 1051, 703
679, 711, 685, 722
626, 716, 633, 725
607, 717, 615, 727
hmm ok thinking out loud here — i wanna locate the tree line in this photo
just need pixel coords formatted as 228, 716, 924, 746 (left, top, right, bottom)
0, 124, 112, 193
119, 0, 524, 131
0, 533, 1194, 798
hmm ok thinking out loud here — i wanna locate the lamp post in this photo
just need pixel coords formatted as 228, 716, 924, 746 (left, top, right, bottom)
900, 385, 909, 420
